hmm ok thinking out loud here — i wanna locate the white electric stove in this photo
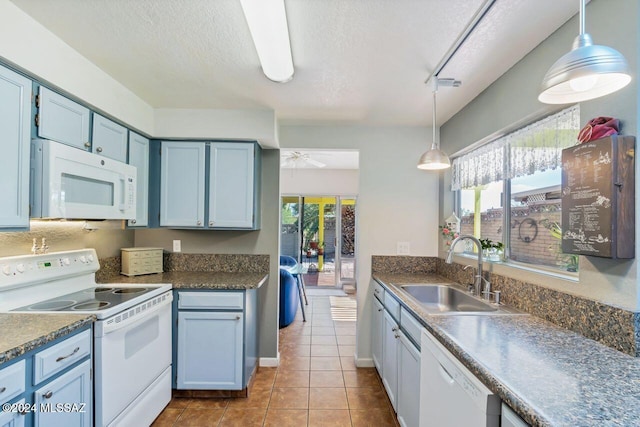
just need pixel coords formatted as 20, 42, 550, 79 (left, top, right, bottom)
0, 249, 173, 427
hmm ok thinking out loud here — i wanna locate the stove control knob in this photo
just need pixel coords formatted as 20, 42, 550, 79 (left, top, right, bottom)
16, 263, 25, 273
87, 254, 95, 263
1, 265, 11, 276
62, 258, 71, 266
79, 256, 87, 264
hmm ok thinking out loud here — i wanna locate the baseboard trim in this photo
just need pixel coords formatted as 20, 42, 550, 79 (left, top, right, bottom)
355, 357, 375, 368
259, 353, 280, 367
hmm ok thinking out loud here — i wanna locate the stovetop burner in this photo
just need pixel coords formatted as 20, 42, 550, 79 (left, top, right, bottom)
113, 288, 148, 294
12, 286, 159, 313
29, 300, 76, 311
73, 301, 111, 310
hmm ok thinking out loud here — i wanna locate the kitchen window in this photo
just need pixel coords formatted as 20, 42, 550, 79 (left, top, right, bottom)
452, 106, 580, 272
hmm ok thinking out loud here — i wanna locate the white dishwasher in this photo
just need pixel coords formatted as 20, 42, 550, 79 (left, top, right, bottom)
420, 330, 501, 427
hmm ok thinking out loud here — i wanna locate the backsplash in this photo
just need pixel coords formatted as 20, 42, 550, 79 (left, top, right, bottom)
371, 255, 640, 356
96, 252, 269, 282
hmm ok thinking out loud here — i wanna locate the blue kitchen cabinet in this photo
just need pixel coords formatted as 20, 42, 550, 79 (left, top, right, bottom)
0, 326, 92, 427
157, 141, 261, 230
36, 87, 90, 150
0, 64, 31, 229
208, 142, 259, 229
160, 141, 206, 227
372, 296, 384, 372
33, 361, 92, 427
91, 113, 127, 162
382, 309, 400, 411
127, 132, 150, 227
174, 290, 258, 391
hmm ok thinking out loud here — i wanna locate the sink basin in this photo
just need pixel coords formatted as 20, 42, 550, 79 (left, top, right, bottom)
399, 284, 502, 315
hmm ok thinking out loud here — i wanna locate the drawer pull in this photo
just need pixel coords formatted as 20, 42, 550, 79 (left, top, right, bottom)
56, 346, 80, 362
43, 391, 53, 399
236, 316, 241, 320
391, 327, 398, 332
377, 308, 383, 312
0, 386, 5, 393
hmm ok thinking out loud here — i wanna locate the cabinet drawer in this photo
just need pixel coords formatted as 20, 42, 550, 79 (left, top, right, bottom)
373, 281, 385, 302
400, 307, 423, 349
383, 291, 400, 320
0, 360, 25, 405
34, 329, 91, 385
178, 291, 244, 310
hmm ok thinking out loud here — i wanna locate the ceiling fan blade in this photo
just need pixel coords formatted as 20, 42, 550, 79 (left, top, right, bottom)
306, 158, 326, 168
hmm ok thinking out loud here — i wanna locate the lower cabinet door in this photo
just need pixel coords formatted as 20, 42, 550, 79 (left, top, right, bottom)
381, 310, 399, 411
397, 331, 421, 427
372, 297, 384, 372
177, 311, 244, 390
0, 399, 26, 427
33, 361, 92, 427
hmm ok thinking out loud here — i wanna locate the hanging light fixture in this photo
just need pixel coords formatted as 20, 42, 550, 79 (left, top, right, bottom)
418, 77, 461, 170
240, 0, 294, 82
538, 0, 630, 104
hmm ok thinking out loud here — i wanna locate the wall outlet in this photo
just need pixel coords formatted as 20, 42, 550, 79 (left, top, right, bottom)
173, 240, 181, 253
397, 241, 410, 255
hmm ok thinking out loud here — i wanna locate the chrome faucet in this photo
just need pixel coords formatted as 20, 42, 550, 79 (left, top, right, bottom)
446, 234, 490, 299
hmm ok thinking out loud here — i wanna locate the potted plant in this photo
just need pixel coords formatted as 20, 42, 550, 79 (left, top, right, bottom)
317, 242, 325, 256
479, 238, 503, 262
309, 241, 319, 250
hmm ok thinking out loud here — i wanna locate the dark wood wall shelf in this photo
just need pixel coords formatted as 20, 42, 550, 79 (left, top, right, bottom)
561, 135, 635, 259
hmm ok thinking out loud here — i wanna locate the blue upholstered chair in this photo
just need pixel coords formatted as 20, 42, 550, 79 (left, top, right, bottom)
279, 255, 297, 267
279, 267, 299, 328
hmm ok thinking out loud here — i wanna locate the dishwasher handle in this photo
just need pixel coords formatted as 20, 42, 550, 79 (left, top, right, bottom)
438, 362, 456, 385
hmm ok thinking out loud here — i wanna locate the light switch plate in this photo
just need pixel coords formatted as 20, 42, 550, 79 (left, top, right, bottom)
397, 241, 410, 255
173, 240, 181, 252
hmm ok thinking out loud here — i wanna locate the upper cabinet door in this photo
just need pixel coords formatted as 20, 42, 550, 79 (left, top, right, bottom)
0, 65, 31, 229
208, 142, 255, 229
37, 86, 90, 150
128, 132, 149, 227
92, 113, 127, 162
160, 141, 206, 227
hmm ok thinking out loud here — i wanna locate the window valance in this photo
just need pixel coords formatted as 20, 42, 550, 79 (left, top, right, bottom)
451, 106, 580, 191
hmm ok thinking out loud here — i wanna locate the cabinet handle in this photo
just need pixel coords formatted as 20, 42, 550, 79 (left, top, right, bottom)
56, 346, 80, 362
84, 142, 91, 148
209, 221, 214, 227
0, 386, 5, 393
197, 220, 202, 226
374, 289, 380, 294
96, 146, 103, 153
236, 316, 241, 320
377, 308, 383, 312
394, 334, 400, 339
43, 391, 53, 399
391, 327, 398, 332
131, 219, 137, 224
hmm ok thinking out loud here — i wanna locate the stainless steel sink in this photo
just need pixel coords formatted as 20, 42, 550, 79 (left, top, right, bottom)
398, 284, 521, 315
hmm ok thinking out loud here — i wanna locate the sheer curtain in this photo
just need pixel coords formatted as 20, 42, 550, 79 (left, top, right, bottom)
451, 106, 580, 191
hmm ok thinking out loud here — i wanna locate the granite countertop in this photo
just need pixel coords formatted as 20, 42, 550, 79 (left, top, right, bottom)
99, 271, 268, 290
0, 313, 95, 366
373, 272, 640, 427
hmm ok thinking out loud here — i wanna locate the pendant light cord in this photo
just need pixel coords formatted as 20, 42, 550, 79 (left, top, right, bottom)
431, 87, 438, 150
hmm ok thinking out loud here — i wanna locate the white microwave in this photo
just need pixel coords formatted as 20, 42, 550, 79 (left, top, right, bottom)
31, 139, 137, 220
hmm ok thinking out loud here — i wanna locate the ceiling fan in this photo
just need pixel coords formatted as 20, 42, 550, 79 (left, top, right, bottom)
281, 151, 326, 168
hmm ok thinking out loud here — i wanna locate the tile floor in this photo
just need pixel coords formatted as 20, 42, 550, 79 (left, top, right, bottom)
152, 293, 398, 426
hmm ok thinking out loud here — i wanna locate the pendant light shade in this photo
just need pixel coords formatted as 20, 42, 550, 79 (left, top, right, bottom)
417, 77, 460, 171
538, 0, 630, 104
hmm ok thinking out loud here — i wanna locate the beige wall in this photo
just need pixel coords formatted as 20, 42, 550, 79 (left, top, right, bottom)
279, 125, 439, 365
280, 168, 359, 196
440, 0, 639, 310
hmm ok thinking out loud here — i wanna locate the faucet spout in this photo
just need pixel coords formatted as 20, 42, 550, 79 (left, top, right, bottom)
446, 234, 485, 297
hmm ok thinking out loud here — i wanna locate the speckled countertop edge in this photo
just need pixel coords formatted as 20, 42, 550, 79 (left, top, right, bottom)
0, 314, 95, 366
373, 272, 640, 427
99, 271, 268, 290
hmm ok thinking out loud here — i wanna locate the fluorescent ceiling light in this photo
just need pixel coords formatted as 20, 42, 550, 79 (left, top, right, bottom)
240, 0, 294, 83
538, 0, 630, 104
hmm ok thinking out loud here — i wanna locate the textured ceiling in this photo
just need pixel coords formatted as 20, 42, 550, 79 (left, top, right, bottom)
10, 0, 579, 127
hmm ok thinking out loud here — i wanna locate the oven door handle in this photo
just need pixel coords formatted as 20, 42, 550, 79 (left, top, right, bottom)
96, 292, 173, 336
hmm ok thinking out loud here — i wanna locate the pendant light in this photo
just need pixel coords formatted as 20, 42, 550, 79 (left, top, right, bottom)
418, 77, 461, 170
538, 0, 630, 104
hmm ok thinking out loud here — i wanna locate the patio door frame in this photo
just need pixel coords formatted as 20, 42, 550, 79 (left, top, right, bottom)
335, 196, 357, 289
